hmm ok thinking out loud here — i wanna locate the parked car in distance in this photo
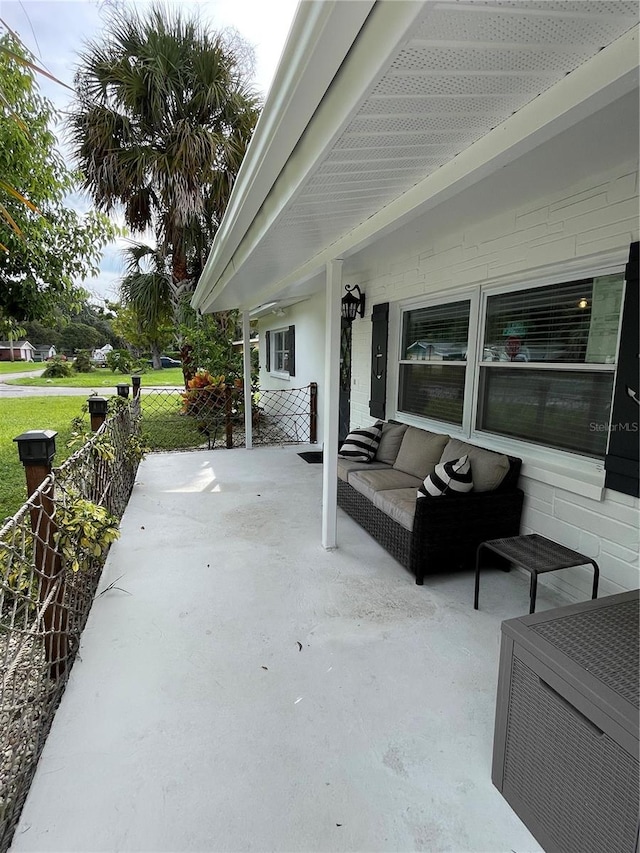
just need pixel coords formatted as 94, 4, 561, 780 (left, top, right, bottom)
148, 355, 181, 368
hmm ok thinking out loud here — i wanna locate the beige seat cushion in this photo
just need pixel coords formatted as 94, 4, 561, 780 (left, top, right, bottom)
439, 439, 510, 492
375, 422, 409, 465
337, 458, 390, 483
393, 427, 449, 479
349, 468, 422, 501
372, 488, 417, 532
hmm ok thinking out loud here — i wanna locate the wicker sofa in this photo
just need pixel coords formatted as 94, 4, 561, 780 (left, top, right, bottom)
337, 422, 524, 585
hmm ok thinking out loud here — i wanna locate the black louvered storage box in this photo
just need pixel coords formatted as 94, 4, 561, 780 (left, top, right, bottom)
492, 590, 639, 853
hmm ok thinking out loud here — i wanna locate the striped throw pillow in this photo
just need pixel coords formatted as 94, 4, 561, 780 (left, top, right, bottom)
338, 423, 383, 462
417, 455, 473, 498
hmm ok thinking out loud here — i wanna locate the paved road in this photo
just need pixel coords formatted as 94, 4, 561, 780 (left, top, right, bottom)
0, 383, 97, 397
0, 371, 184, 398
0, 369, 116, 397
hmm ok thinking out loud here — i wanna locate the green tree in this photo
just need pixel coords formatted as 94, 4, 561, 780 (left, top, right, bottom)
23, 320, 62, 349
59, 322, 102, 354
0, 33, 118, 320
67, 4, 260, 300
118, 244, 175, 369
178, 307, 251, 384
111, 302, 174, 366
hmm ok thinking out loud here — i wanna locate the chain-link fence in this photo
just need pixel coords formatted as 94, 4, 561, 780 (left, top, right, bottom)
0, 402, 141, 852
140, 382, 317, 450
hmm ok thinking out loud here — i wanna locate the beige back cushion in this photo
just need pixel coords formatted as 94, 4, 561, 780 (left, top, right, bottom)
440, 439, 510, 492
375, 423, 409, 465
393, 427, 449, 480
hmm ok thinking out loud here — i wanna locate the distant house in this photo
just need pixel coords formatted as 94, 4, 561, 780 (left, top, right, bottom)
0, 340, 35, 362
33, 344, 57, 362
91, 344, 113, 365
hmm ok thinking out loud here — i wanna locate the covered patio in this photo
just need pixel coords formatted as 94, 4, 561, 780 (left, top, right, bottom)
12, 446, 570, 852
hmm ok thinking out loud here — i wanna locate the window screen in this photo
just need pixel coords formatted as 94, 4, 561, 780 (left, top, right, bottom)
482, 275, 623, 364
399, 300, 470, 425
478, 274, 623, 456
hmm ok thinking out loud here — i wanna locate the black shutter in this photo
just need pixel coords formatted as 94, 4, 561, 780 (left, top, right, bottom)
265, 330, 271, 372
369, 302, 389, 419
604, 242, 639, 497
288, 325, 295, 377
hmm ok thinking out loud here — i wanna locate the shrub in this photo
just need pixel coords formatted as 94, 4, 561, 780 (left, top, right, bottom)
42, 356, 73, 378
73, 350, 94, 373
106, 349, 145, 374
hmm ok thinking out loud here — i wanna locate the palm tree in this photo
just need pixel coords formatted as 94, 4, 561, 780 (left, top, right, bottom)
120, 243, 174, 370
66, 4, 260, 291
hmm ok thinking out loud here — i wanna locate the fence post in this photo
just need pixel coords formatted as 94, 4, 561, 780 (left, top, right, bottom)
131, 375, 141, 421
88, 395, 111, 505
88, 396, 108, 432
13, 430, 69, 679
225, 385, 233, 449
310, 382, 318, 444
116, 383, 130, 399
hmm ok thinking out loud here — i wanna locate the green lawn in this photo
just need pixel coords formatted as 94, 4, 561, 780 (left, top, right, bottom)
0, 397, 89, 523
0, 362, 42, 375
141, 407, 207, 451
8, 367, 185, 388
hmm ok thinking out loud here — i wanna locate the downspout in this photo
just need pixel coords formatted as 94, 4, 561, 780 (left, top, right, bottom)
242, 310, 253, 449
321, 258, 342, 549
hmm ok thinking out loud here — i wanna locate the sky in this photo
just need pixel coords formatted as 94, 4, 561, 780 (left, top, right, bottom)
1, 0, 299, 304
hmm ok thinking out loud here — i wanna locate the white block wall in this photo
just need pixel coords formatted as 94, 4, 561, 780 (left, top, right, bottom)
258, 290, 325, 444
347, 163, 639, 600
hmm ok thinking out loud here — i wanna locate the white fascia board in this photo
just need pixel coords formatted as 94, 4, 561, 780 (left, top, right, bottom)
191, 0, 376, 312
195, 0, 426, 314
225, 22, 639, 304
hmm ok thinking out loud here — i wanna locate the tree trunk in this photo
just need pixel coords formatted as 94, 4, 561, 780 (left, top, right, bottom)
150, 342, 162, 370
172, 252, 188, 289
180, 342, 195, 389
9, 330, 14, 362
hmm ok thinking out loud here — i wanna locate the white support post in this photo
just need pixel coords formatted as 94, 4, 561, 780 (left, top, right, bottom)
242, 310, 253, 449
322, 258, 342, 549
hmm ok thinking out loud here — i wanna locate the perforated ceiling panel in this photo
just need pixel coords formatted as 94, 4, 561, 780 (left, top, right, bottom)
228, 0, 639, 298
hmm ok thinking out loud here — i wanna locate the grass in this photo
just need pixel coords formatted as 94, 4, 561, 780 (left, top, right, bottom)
142, 410, 207, 451
8, 367, 185, 388
0, 397, 89, 523
1, 385, 211, 521
0, 362, 42, 375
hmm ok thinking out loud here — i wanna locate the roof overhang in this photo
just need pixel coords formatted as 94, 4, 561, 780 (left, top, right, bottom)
192, 0, 640, 315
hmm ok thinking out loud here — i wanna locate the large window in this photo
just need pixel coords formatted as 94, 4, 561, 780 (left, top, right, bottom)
477, 274, 624, 457
396, 271, 625, 459
398, 299, 470, 425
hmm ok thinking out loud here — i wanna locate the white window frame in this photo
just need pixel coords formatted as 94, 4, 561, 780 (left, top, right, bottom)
389, 255, 627, 499
395, 288, 479, 436
270, 327, 290, 379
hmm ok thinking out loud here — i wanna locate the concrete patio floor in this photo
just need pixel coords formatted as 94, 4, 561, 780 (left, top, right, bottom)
12, 446, 569, 853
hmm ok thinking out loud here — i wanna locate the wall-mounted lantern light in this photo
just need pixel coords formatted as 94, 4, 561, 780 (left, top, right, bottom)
341, 284, 365, 322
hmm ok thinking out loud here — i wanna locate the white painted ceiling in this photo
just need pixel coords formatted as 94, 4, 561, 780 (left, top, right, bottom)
202, 0, 639, 311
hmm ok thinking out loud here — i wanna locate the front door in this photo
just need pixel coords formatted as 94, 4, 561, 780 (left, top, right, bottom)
339, 319, 352, 443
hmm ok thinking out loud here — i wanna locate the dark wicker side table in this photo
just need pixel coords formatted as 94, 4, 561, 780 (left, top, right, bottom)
474, 533, 599, 614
